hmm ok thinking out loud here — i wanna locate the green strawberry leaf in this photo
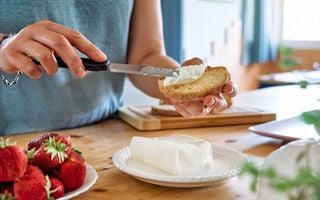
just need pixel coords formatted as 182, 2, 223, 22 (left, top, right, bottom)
72, 147, 82, 156
26, 148, 36, 160
45, 175, 56, 200
0, 192, 14, 200
45, 137, 68, 163
0, 138, 16, 148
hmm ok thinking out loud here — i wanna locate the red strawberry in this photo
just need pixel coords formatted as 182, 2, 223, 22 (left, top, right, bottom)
14, 165, 47, 200
68, 148, 85, 164
46, 176, 65, 199
0, 182, 14, 200
27, 133, 71, 151
31, 137, 70, 172
57, 149, 86, 191
55, 134, 72, 148
27, 133, 57, 151
0, 138, 27, 182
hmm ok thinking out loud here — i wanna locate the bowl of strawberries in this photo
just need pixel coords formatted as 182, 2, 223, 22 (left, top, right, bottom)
0, 133, 98, 200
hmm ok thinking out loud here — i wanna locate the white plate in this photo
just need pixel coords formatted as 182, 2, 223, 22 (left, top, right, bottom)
249, 115, 319, 142
57, 164, 98, 200
112, 145, 248, 188
257, 139, 320, 199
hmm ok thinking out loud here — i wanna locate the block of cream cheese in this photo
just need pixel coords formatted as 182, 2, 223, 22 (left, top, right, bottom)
130, 135, 214, 175
163, 64, 207, 86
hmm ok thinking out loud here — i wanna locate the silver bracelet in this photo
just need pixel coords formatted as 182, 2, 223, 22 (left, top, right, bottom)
0, 33, 21, 87
0, 71, 22, 87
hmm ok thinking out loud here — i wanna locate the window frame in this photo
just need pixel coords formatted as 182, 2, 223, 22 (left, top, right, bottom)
280, 0, 320, 49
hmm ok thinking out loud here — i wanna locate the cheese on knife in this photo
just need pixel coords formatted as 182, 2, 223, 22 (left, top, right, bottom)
130, 135, 214, 175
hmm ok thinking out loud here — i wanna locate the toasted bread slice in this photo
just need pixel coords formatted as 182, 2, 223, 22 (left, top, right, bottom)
158, 66, 230, 103
151, 105, 182, 116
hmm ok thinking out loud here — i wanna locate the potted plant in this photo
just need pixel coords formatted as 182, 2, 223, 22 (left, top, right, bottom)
241, 110, 320, 200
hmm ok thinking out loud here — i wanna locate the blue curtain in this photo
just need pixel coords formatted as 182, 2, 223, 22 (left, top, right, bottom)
161, 0, 184, 63
241, 0, 281, 65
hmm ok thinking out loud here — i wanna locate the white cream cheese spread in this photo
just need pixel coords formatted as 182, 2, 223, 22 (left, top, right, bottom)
130, 135, 214, 175
163, 65, 207, 87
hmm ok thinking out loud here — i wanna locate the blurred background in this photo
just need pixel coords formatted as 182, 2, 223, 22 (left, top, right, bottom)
124, 0, 320, 105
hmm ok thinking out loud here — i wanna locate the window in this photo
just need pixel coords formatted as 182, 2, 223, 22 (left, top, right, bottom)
282, 0, 320, 49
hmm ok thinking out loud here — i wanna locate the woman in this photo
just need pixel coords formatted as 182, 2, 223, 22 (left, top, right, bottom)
0, 0, 236, 135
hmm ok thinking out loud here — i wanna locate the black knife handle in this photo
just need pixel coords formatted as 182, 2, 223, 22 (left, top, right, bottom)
33, 57, 110, 71
56, 57, 110, 71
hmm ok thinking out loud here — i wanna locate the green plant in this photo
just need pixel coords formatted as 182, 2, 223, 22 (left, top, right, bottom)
279, 46, 301, 70
241, 144, 320, 200
241, 110, 320, 199
299, 80, 309, 89
302, 110, 320, 128
279, 46, 312, 89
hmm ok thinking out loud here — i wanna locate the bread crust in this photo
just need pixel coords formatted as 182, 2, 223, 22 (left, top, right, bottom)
158, 66, 230, 103
151, 105, 181, 116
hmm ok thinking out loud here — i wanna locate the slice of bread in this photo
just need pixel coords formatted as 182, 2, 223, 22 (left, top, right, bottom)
151, 105, 182, 116
158, 66, 230, 103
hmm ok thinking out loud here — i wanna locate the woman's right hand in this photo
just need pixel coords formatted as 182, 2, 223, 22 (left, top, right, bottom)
0, 20, 106, 79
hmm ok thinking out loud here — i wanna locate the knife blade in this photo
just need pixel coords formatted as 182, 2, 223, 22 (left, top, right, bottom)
55, 57, 179, 77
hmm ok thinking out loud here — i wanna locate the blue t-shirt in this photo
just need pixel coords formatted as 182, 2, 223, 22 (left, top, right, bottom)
0, 0, 134, 135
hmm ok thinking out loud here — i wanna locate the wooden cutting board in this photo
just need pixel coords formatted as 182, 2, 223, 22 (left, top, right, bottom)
118, 104, 276, 131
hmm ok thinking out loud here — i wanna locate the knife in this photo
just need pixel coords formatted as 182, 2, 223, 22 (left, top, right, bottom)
55, 57, 179, 77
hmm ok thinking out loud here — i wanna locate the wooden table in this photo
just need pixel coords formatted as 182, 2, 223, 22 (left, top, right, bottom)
5, 85, 320, 200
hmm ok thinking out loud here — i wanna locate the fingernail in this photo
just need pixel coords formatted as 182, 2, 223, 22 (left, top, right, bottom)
95, 51, 107, 61
99, 53, 107, 60
204, 97, 215, 106
207, 97, 216, 106
77, 67, 86, 78
211, 97, 218, 106
224, 84, 234, 94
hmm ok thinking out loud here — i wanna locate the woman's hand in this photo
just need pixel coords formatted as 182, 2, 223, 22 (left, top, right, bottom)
0, 20, 106, 79
172, 57, 237, 117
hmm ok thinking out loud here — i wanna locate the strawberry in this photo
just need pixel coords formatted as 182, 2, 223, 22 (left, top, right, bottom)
68, 148, 85, 164
27, 133, 57, 151
57, 161, 86, 192
0, 183, 14, 200
46, 176, 65, 199
31, 137, 70, 172
54, 134, 72, 149
14, 165, 47, 200
0, 138, 27, 182
27, 133, 71, 151
57, 149, 86, 191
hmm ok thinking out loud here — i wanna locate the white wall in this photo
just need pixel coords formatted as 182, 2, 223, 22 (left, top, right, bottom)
183, 0, 242, 67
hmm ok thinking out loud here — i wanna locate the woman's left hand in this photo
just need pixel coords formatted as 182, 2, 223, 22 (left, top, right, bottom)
171, 58, 237, 118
